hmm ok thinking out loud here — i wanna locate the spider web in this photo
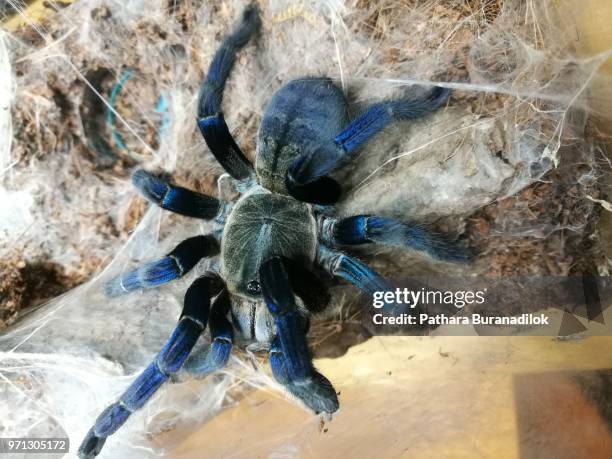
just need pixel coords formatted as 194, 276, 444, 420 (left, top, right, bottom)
0, 0, 609, 457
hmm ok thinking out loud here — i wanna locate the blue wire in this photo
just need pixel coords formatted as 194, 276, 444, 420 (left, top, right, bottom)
107, 70, 133, 150
155, 94, 171, 137
107, 70, 170, 151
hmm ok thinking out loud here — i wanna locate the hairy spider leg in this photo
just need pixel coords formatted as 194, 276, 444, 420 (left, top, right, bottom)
78, 275, 224, 459
260, 257, 339, 414
268, 336, 338, 414
326, 215, 472, 263
316, 244, 391, 296
197, 4, 261, 180
104, 235, 219, 297
132, 169, 220, 218
334, 86, 452, 154
286, 86, 451, 204
316, 245, 425, 320
178, 289, 233, 378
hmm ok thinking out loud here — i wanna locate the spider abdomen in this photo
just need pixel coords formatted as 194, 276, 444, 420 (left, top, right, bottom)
255, 77, 348, 194
220, 187, 317, 299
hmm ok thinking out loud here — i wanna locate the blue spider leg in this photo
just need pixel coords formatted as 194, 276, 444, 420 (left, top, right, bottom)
316, 244, 391, 297
334, 86, 451, 154
285, 148, 343, 205
322, 215, 472, 263
316, 245, 422, 317
286, 87, 451, 204
268, 335, 338, 415
78, 275, 222, 459
104, 235, 219, 297
132, 169, 220, 219
178, 288, 233, 378
197, 4, 261, 180
260, 257, 339, 414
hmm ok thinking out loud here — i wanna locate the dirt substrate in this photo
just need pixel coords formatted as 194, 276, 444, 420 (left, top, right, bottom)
0, 249, 85, 328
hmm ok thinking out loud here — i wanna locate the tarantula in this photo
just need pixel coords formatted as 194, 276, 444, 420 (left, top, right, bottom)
78, 5, 469, 458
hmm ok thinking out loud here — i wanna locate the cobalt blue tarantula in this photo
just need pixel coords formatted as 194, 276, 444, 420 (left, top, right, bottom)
78, 4, 469, 458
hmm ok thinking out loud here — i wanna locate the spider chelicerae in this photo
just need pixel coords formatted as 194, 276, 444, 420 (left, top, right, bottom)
78, 4, 469, 458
